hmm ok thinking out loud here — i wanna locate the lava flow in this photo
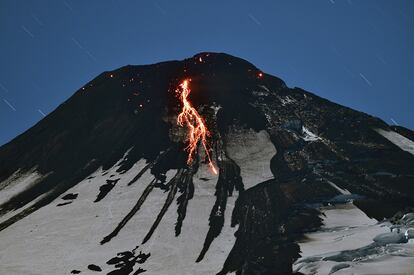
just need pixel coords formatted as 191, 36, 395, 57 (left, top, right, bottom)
176, 79, 218, 175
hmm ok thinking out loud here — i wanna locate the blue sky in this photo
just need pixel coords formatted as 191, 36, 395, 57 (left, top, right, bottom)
1, 0, 413, 145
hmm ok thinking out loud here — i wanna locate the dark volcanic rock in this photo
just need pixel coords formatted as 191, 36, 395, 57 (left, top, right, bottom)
56, 201, 72, 207
106, 246, 149, 275
87, 264, 102, 272
218, 180, 323, 275
94, 179, 120, 202
62, 193, 78, 200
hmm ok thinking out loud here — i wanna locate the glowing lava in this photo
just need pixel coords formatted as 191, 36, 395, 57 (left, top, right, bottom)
176, 79, 218, 175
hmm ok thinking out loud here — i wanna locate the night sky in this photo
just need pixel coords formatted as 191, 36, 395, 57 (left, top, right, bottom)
1, 0, 413, 146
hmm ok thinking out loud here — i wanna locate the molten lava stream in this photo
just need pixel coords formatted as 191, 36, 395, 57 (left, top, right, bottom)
176, 79, 218, 175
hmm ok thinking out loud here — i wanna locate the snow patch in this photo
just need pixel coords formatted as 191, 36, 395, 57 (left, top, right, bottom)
258, 85, 270, 92
302, 126, 322, 142
252, 85, 271, 97
375, 128, 414, 155
280, 96, 295, 106
210, 104, 222, 116
0, 169, 44, 206
0, 156, 237, 274
326, 180, 351, 195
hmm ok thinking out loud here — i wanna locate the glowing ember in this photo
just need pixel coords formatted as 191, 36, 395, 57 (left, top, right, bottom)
176, 79, 218, 175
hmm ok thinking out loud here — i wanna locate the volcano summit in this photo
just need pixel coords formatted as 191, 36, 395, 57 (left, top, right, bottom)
0, 53, 414, 275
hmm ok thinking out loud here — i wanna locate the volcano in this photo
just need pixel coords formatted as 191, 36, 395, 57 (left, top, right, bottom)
0, 53, 414, 275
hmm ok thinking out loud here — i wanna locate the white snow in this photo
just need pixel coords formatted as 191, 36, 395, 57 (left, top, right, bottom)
326, 180, 351, 195
225, 128, 276, 190
210, 104, 222, 116
258, 85, 270, 93
302, 126, 322, 142
252, 85, 271, 97
375, 128, 414, 155
280, 96, 295, 106
294, 203, 414, 275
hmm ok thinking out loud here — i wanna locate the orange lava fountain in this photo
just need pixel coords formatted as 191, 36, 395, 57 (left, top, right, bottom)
176, 79, 218, 175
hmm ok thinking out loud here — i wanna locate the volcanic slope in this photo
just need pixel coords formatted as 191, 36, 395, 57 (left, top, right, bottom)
0, 53, 414, 274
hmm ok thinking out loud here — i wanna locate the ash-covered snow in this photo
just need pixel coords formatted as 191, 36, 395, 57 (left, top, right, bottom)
224, 128, 275, 190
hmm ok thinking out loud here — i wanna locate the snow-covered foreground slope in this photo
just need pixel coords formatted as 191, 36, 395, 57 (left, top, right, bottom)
0, 126, 280, 275
294, 203, 414, 275
0, 158, 237, 275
